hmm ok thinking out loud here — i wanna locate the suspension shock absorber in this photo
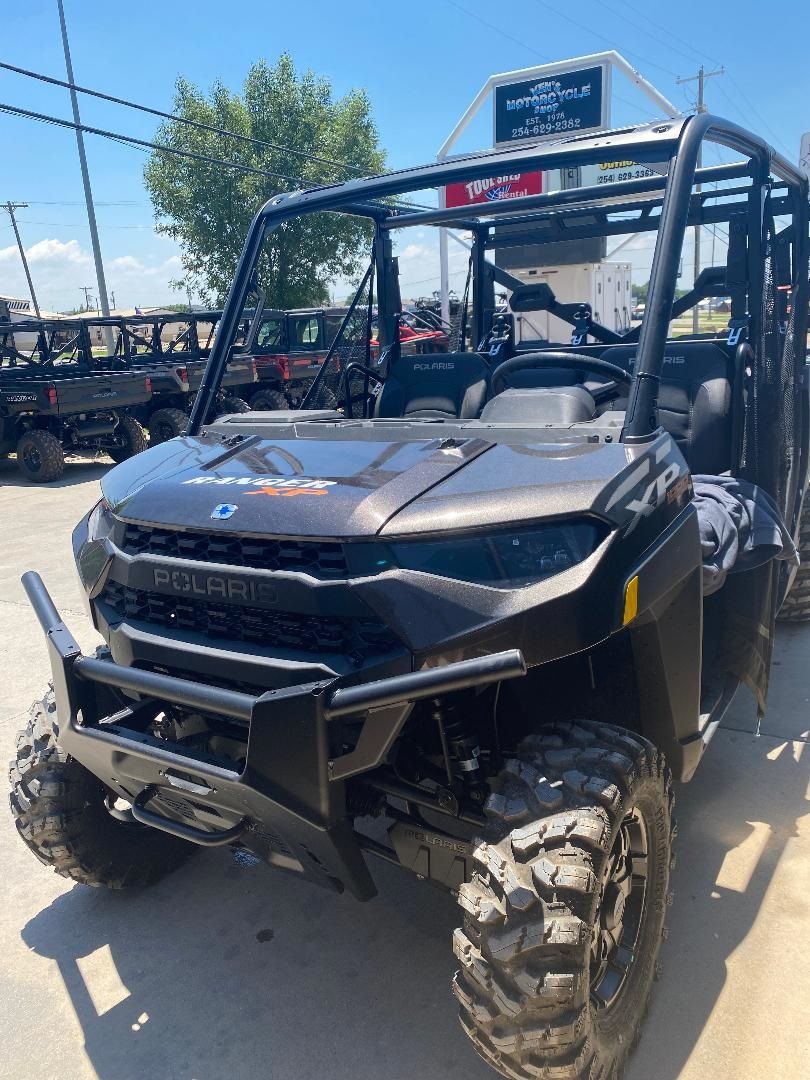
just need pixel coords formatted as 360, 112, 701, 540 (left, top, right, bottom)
433, 695, 485, 800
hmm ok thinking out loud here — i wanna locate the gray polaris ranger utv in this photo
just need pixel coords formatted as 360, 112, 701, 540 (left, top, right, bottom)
10, 114, 810, 1079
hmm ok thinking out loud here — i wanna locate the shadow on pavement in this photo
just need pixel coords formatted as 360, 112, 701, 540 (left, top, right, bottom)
0, 457, 112, 489
628, 724, 808, 1079
21, 848, 493, 1080
20, 630, 810, 1080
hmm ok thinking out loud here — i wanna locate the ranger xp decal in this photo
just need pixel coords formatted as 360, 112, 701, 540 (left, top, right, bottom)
597, 435, 692, 535
183, 475, 336, 491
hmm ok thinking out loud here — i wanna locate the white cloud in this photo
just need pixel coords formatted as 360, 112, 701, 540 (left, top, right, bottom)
0, 237, 186, 312
400, 242, 432, 260
108, 255, 143, 272
27, 238, 92, 266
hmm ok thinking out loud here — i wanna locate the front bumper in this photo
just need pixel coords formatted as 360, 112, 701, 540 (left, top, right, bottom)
23, 571, 524, 899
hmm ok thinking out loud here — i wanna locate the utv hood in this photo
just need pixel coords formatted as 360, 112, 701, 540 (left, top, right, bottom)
100, 425, 657, 539
100, 431, 494, 538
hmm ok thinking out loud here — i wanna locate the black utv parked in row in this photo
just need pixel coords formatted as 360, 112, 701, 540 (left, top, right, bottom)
0, 313, 151, 482
77, 312, 258, 443
10, 113, 809, 1079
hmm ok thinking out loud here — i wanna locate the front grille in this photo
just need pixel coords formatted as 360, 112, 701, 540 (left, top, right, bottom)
101, 581, 398, 658
120, 522, 348, 579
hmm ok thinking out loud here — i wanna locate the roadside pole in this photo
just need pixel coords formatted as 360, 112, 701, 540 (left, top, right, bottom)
56, 0, 115, 353
2, 201, 41, 317
677, 65, 724, 333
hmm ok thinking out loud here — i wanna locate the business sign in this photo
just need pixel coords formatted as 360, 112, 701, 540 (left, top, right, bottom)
445, 171, 543, 208
493, 63, 608, 147
593, 160, 667, 185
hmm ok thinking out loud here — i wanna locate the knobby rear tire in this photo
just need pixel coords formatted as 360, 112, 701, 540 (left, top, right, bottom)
107, 414, 147, 464
16, 429, 65, 483
250, 389, 289, 411
148, 406, 189, 445
778, 498, 810, 621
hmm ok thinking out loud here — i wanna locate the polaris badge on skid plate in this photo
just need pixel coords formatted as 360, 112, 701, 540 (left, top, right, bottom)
10, 112, 809, 1080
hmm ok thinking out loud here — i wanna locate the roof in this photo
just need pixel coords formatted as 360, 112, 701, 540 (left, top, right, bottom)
255, 114, 805, 229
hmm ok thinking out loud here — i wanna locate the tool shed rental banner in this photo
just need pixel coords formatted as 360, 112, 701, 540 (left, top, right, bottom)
445, 171, 543, 208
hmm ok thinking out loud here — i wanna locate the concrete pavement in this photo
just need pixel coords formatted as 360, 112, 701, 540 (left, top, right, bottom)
0, 455, 808, 1080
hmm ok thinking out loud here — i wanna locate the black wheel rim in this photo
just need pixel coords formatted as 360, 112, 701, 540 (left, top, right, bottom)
590, 807, 649, 1012
22, 443, 42, 472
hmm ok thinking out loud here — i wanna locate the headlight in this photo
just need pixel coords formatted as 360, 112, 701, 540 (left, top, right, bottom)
388, 521, 608, 589
75, 498, 114, 595
87, 497, 113, 541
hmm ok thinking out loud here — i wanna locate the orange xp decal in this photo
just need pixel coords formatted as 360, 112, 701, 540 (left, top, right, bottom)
247, 486, 329, 497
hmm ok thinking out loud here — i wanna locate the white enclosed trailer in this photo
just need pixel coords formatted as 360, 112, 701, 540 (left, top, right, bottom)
508, 262, 633, 345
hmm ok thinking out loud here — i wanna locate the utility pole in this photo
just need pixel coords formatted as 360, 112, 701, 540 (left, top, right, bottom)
3, 202, 41, 317
677, 65, 724, 332
57, 0, 115, 352
80, 285, 94, 311
110, 291, 116, 310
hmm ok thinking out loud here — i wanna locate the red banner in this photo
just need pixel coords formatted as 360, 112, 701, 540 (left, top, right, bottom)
444, 171, 543, 208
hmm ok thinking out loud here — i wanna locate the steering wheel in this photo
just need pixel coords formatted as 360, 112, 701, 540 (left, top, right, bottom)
490, 350, 633, 405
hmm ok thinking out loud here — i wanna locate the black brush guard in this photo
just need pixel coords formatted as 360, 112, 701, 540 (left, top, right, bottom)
23, 571, 525, 900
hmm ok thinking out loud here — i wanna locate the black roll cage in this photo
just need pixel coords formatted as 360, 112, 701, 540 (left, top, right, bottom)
188, 114, 809, 442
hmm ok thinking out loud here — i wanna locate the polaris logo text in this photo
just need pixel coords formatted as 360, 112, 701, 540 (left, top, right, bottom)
412, 362, 455, 371
152, 568, 277, 603
403, 828, 471, 855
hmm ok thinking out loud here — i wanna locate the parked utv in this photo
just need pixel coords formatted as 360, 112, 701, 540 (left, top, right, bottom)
238, 306, 451, 412
9, 113, 809, 1080
80, 312, 257, 443
0, 315, 151, 482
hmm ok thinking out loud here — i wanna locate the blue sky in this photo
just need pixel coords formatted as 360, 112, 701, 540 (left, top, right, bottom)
1, 0, 807, 310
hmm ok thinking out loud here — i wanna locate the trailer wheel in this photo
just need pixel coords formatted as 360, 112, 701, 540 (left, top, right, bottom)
16, 430, 65, 483
454, 720, 673, 1080
214, 395, 251, 417
778, 497, 810, 621
107, 415, 147, 463
148, 407, 189, 445
251, 389, 288, 411
9, 688, 193, 888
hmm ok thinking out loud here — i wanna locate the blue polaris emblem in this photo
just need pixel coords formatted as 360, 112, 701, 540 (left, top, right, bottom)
211, 503, 238, 520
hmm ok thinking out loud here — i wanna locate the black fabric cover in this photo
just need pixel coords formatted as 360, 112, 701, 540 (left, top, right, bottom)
603, 342, 734, 473
692, 475, 798, 596
375, 352, 490, 420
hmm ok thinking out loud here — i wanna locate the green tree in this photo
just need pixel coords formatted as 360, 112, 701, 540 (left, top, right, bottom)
631, 281, 649, 302
144, 55, 385, 308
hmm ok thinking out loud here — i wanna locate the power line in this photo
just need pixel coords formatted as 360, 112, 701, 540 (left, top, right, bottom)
441, 0, 651, 117
610, 0, 723, 69
16, 199, 145, 206
527, 0, 679, 79
717, 75, 793, 158
0, 60, 365, 178
0, 99, 309, 185
593, 0, 714, 70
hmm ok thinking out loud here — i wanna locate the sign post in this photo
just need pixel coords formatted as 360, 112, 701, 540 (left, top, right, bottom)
800, 133, 810, 186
